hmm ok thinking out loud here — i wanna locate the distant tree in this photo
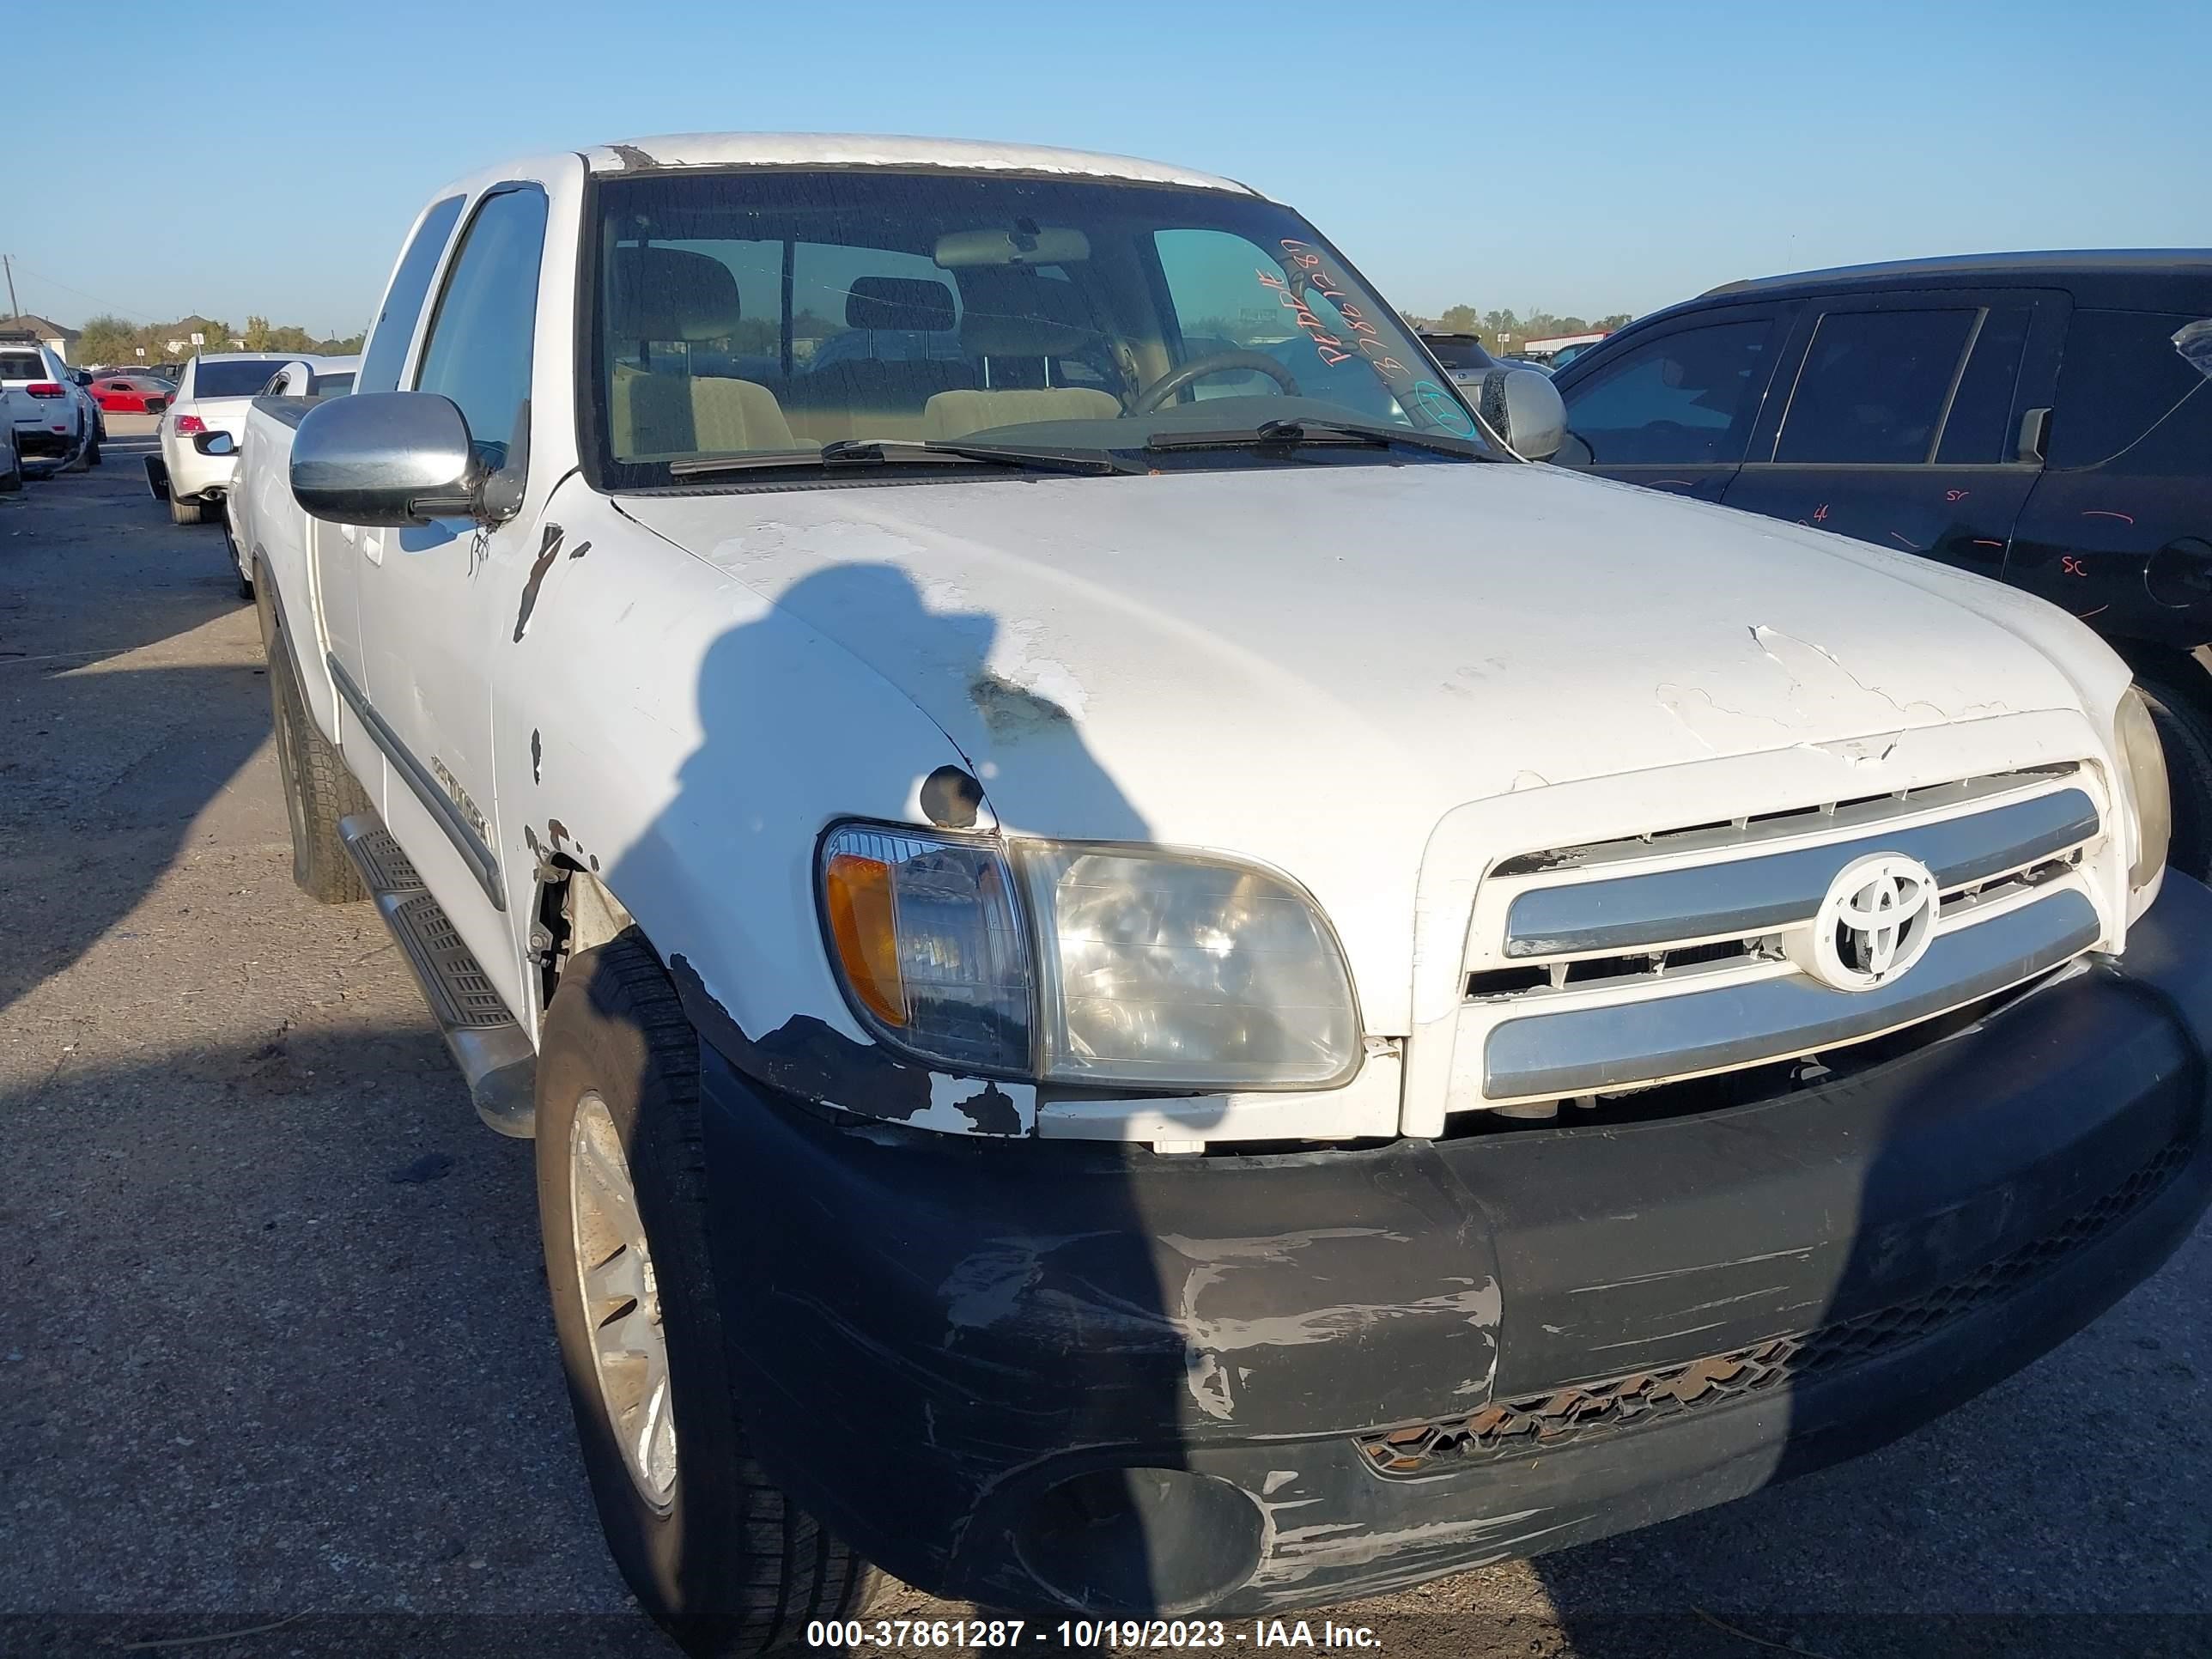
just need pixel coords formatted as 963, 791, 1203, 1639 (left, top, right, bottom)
77, 313, 140, 365
243, 315, 274, 349
1435, 304, 1482, 336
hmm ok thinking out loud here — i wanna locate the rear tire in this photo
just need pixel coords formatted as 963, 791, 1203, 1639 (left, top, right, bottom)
84, 428, 102, 466
267, 632, 370, 903
223, 517, 254, 600
169, 495, 209, 525
538, 934, 883, 1657
2137, 672, 2212, 882
0, 450, 20, 492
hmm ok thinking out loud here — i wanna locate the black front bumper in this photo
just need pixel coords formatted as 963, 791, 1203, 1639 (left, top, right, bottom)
695, 875, 2212, 1616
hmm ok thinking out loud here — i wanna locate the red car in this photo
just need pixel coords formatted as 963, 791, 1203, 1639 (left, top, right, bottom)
88, 375, 172, 414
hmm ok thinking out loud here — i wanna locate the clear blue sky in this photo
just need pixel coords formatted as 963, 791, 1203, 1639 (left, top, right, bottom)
9, 0, 2208, 337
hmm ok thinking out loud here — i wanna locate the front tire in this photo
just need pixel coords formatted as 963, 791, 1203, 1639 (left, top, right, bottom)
2138, 672, 2212, 881
538, 934, 881, 1657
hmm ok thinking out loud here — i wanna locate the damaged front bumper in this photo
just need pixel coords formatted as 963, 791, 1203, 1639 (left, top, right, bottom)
694, 873, 2212, 1616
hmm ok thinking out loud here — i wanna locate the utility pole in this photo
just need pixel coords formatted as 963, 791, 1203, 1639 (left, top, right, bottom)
3, 254, 19, 321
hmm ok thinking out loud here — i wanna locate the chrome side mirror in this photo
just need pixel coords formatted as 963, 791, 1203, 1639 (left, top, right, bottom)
290, 391, 475, 526
1478, 367, 1569, 462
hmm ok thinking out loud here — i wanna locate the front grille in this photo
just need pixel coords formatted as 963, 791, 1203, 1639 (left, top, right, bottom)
1453, 767, 2110, 1110
1358, 1137, 2193, 1476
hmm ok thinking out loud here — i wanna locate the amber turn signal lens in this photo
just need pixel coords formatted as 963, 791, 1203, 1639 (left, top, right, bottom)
823, 853, 907, 1026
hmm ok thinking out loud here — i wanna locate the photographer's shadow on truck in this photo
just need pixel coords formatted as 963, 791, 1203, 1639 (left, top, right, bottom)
234, 133, 2212, 1656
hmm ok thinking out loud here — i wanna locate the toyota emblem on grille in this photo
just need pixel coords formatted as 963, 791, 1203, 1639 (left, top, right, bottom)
1792, 853, 1939, 992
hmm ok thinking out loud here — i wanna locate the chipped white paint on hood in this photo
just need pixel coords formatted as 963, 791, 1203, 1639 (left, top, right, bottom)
620, 460, 2117, 1030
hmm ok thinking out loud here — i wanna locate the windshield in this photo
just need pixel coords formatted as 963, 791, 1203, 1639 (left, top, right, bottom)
585, 169, 1486, 484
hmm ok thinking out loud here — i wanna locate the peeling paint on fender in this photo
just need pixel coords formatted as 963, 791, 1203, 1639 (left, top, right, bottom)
670, 953, 1036, 1136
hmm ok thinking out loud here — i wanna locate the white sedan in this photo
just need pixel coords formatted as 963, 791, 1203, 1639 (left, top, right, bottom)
149, 352, 313, 525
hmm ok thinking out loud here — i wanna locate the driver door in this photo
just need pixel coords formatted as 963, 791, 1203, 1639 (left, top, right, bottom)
1553, 304, 1796, 504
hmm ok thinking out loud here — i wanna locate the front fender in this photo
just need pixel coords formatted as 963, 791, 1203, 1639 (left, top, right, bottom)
492, 482, 1025, 1130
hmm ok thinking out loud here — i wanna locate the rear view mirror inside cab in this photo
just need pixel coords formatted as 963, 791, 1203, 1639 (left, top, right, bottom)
933, 226, 1091, 268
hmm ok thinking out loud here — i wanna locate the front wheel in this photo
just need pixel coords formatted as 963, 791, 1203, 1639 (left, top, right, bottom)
538, 934, 882, 1656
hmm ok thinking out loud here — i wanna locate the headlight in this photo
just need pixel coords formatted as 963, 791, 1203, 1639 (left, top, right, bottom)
2116, 686, 2172, 890
817, 825, 1360, 1091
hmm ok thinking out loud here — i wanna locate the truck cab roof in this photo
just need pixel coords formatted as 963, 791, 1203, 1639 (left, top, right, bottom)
574, 131, 1258, 197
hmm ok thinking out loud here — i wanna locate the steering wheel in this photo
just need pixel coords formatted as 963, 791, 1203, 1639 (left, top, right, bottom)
1132, 350, 1302, 414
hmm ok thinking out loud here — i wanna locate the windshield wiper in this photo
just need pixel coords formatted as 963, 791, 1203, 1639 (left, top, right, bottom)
1143, 416, 1492, 462
666, 437, 1137, 479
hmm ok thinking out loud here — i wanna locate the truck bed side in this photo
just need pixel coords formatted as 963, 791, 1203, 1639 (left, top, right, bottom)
237, 397, 342, 743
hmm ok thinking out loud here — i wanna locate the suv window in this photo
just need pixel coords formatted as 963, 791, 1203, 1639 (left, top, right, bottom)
358, 193, 465, 396
414, 185, 549, 471
1774, 308, 1976, 465
1933, 307, 2032, 465
2050, 309, 2211, 470
0, 351, 45, 380
1560, 317, 1778, 465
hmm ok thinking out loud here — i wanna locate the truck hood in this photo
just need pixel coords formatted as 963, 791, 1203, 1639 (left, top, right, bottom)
620, 461, 2104, 1025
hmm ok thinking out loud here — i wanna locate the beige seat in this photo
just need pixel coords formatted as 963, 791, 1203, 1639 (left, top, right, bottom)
612, 363, 796, 456
606, 246, 793, 458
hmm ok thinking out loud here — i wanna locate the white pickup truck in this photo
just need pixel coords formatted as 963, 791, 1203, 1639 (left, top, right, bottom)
238, 134, 2211, 1656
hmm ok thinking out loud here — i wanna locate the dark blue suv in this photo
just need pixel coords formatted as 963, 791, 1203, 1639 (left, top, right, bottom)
1551, 252, 2212, 876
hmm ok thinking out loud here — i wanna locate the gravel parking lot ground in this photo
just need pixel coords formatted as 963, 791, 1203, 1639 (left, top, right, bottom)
3, 419, 2209, 1659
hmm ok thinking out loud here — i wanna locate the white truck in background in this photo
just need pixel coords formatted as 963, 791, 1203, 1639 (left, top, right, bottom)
216, 355, 358, 598
234, 133, 2209, 1658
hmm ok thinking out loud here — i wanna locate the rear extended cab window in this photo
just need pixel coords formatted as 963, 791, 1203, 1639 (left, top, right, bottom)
357, 194, 468, 395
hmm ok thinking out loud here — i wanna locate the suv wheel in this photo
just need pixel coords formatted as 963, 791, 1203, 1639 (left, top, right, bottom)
538, 933, 882, 1657
2138, 672, 2212, 881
